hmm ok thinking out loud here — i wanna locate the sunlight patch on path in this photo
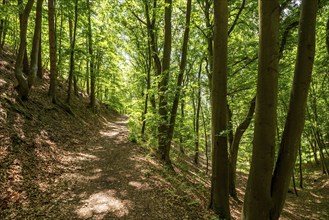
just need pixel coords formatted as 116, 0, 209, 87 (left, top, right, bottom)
128, 181, 150, 190
76, 190, 131, 219
99, 130, 120, 138
60, 152, 100, 165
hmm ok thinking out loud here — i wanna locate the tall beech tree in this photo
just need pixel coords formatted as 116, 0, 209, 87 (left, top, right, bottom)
164, 0, 192, 162
228, 96, 256, 198
158, 0, 172, 163
197, 0, 213, 90
67, 0, 79, 104
48, 0, 57, 102
243, 0, 318, 219
326, 18, 329, 56
242, 0, 280, 218
13, 0, 43, 98
14, 0, 34, 100
87, 0, 96, 110
0, 0, 7, 53
140, 0, 159, 136
210, 0, 230, 219
27, 0, 43, 89
270, 0, 318, 218
194, 60, 202, 164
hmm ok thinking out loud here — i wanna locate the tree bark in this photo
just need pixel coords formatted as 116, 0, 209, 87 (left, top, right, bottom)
86, 50, 90, 95
57, 8, 64, 77
144, 0, 161, 77
144, 0, 161, 116
37, 32, 43, 79
203, 0, 213, 91
141, 7, 154, 137
14, 0, 35, 100
326, 15, 329, 56
165, 0, 192, 161
210, 0, 230, 218
48, 0, 57, 103
179, 91, 185, 154
158, 0, 172, 163
147, 0, 158, 113
229, 96, 256, 198
242, 0, 280, 219
0, 0, 7, 54
23, 48, 29, 75
27, 0, 43, 89
201, 104, 209, 173
298, 144, 303, 188
141, 65, 150, 136
87, 0, 95, 110
270, 0, 318, 218
67, 0, 78, 104
194, 60, 202, 164
0, 18, 7, 53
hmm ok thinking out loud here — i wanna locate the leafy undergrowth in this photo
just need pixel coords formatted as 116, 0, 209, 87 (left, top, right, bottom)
1, 49, 329, 219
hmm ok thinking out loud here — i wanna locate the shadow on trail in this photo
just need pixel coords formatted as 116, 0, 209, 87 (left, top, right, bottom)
57, 117, 175, 219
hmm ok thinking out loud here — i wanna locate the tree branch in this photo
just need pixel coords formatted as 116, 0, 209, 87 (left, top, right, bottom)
279, 21, 299, 58
228, 0, 246, 36
131, 11, 147, 26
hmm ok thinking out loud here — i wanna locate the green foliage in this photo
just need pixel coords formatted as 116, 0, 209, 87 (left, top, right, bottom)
2, 0, 328, 179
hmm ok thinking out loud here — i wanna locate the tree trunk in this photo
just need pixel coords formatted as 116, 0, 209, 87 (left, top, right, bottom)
141, 84, 149, 137
227, 105, 234, 156
326, 18, 329, 56
298, 144, 303, 188
144, 0, 161, 114
229, 96, 256, 198
0, 18, 7, 53
311, 139, 320, 164
14, 0, 34, 100
86, 53, 90, 95
194, 60, 202, 164
242, 0, 280, 219
165, 0, 192, 157
179, 93, 185, 154
210, 0, 230, 219
57, 9, 63, 77
23, 48, 29, 75
27, 0, 43, 89
74, 75, 78, 96
292, 171, 298, 196
0, 0, 7, 54
270, 1, 318, 218
158, 0, 172, 163
201, 105, 209, 174
87, 0, 95, 110
314, 129, 329, 175
47, 0, 58, 103
37, 32, 43, 79
203, 0, 213, 91
141, 19, 153, 137
67, 0, 78, 104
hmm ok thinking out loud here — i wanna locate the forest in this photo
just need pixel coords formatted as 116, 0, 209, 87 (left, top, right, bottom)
0, 0, 329, 219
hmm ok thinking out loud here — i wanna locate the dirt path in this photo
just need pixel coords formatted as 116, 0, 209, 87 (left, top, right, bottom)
61, 117, 175, 219
30, 116, 206, 220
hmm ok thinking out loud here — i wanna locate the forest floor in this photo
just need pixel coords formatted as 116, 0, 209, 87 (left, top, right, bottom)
1, 49, 329, 219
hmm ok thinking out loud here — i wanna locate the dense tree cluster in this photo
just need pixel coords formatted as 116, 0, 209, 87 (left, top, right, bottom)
1, 0, 328, 219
